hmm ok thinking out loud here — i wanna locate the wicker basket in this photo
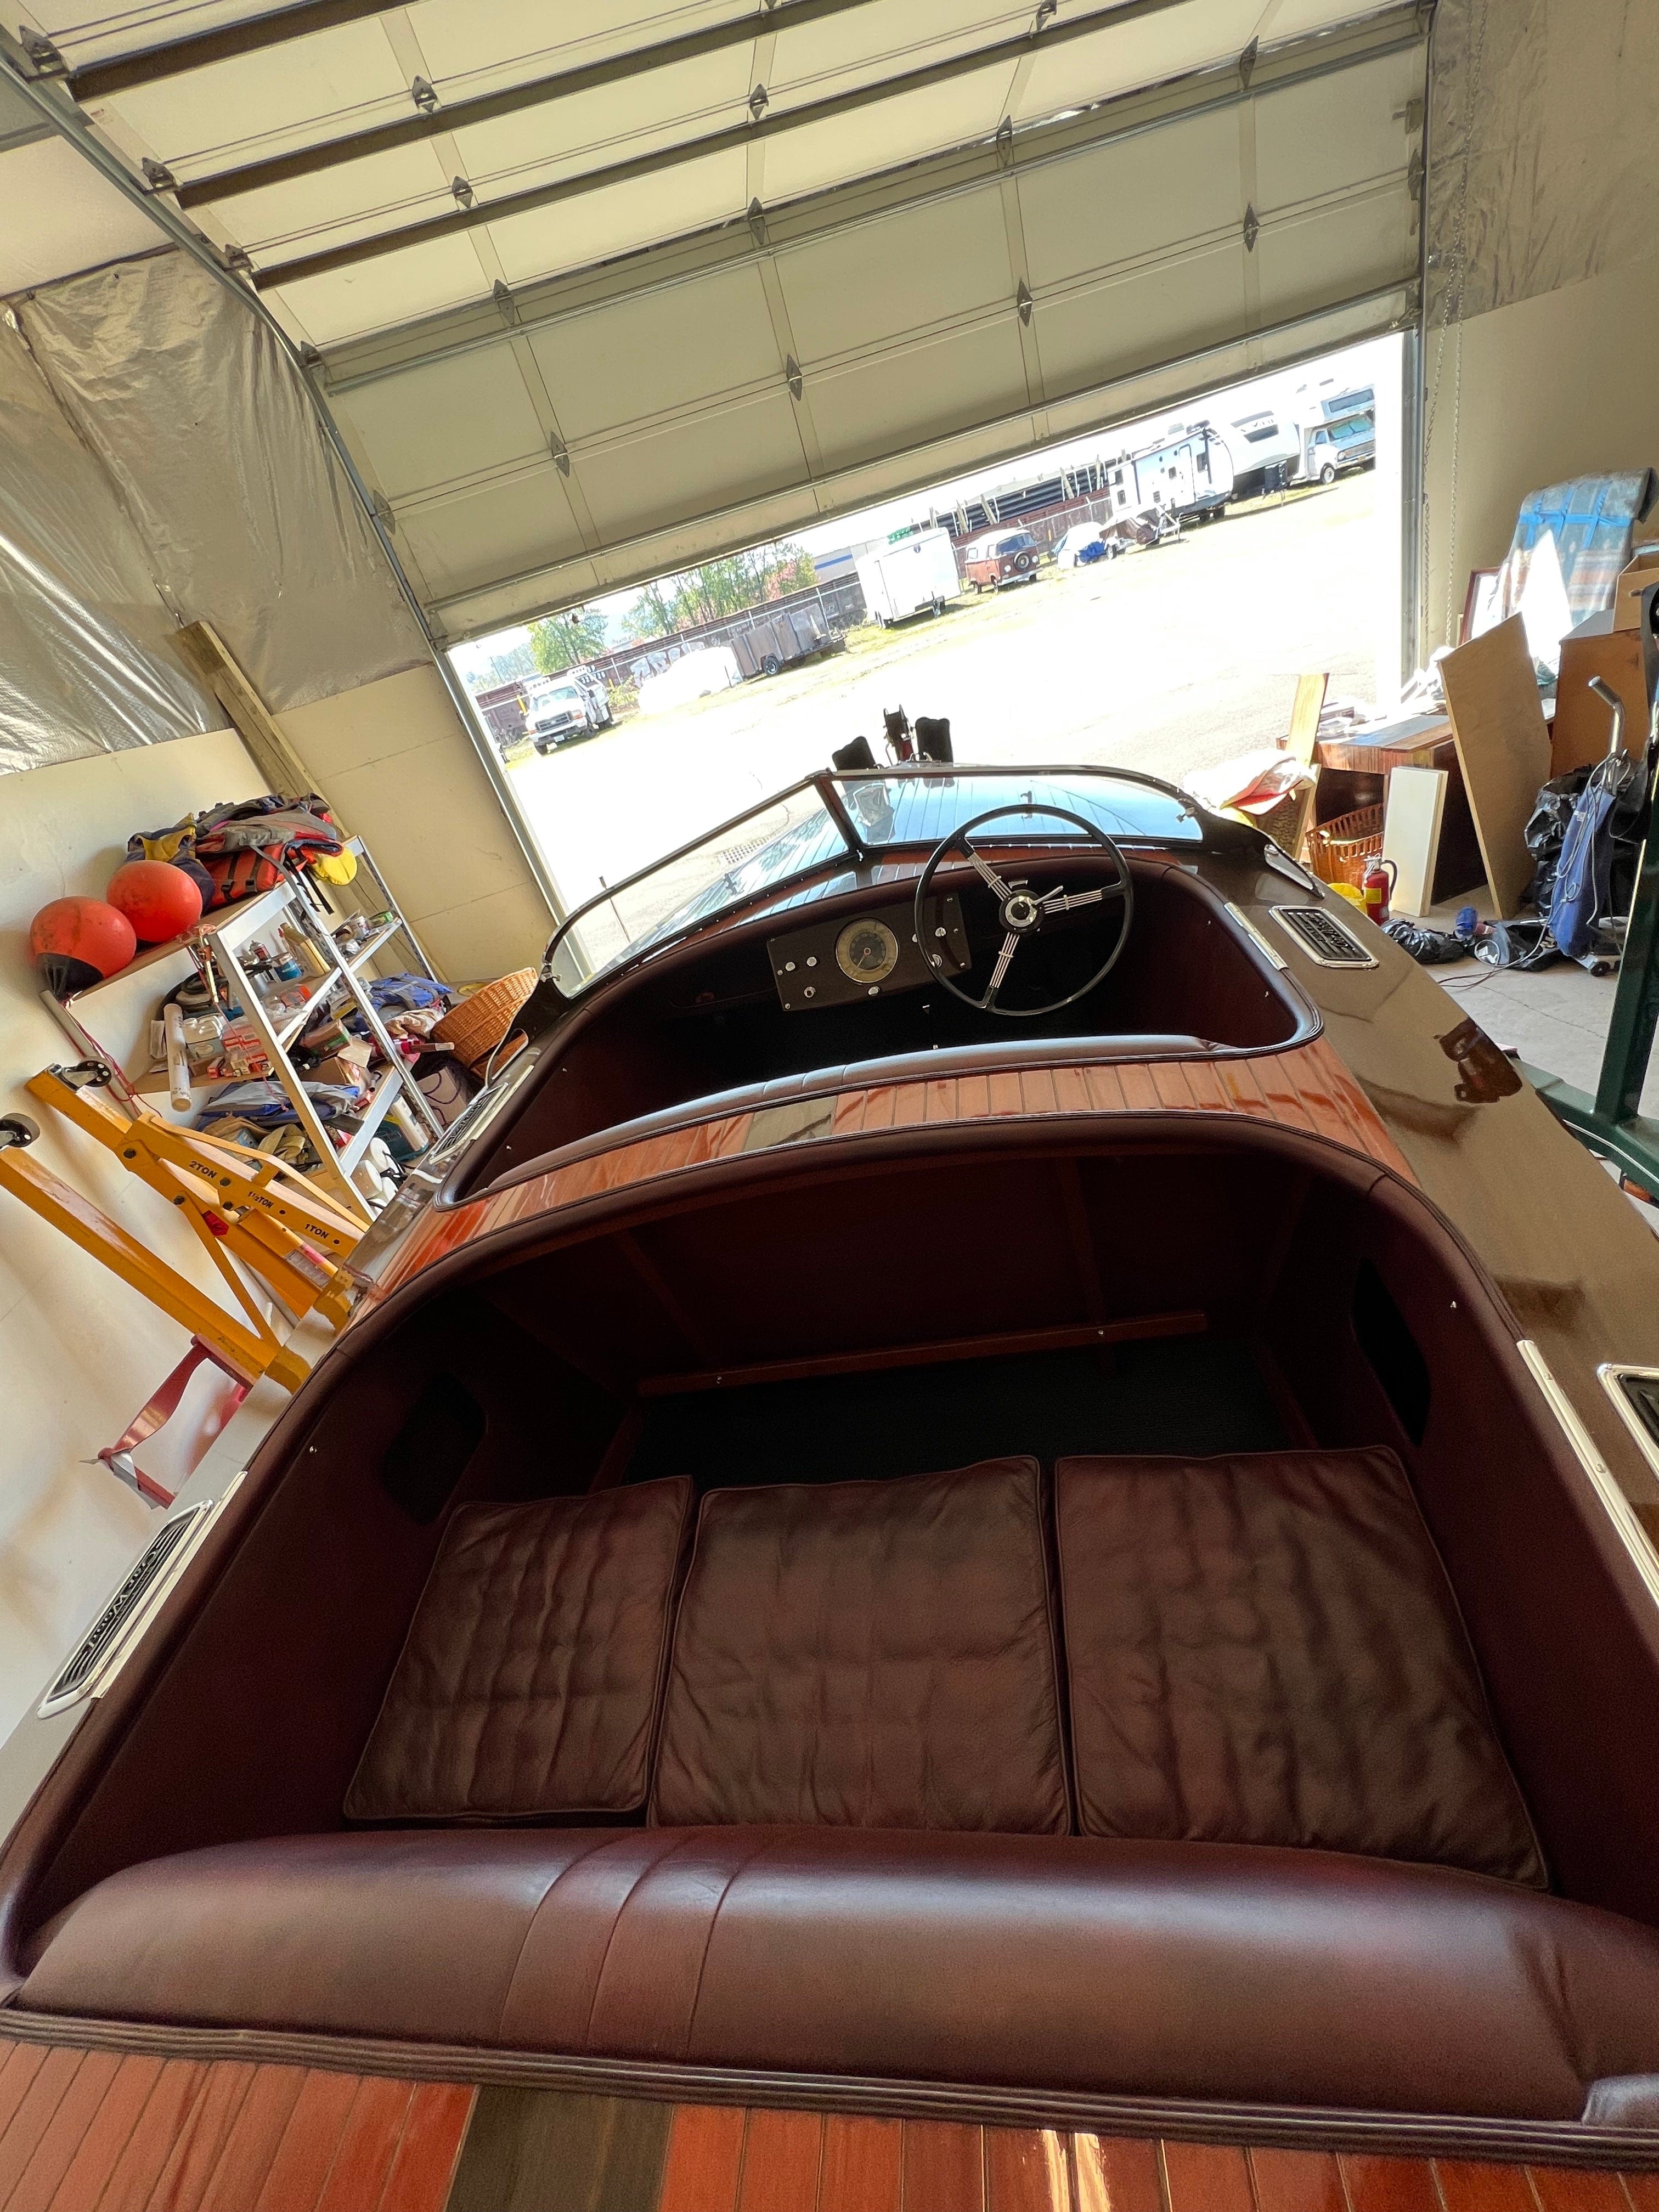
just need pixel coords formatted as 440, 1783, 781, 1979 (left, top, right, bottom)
431, 968, 537, 1070
1305, 804, 1384, 888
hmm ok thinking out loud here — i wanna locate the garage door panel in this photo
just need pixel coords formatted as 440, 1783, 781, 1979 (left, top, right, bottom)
577, 391, 804, 539
1254, 51, 1421, 210
396, 469, 590, 600
1254, 187, 1415, 317
221, 143, 455, 261
527, 262, 781, 441
770, 0, 1016, 98
272, 233, 494, 347
450, 50, 752, 188
808, 318, 1029, 473
1019, 108, 1244, 289
1014, 0, 1262, 124
777, 185, 1014, 360
112, 22, 410, 172
340, 347, 549, 498
487, 149, 747, 287
1032, 243, 1248, 395
411, 0, 734, 87
758, 76, 1008, 205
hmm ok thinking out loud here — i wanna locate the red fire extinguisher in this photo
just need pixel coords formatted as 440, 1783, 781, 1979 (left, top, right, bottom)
1362, 855, 1397, 926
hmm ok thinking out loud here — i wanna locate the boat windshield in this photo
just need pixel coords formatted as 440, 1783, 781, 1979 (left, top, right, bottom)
545, 768, 1203, 998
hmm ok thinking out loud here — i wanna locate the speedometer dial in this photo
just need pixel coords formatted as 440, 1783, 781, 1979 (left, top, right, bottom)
835, 918, 900, 984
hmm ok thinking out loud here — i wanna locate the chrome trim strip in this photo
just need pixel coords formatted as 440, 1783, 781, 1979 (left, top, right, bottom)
1225, 903, 1288, 970
1599, 1363, 1659, 1486
1267, 905, 1379, 969
37, 1471, 245, 1718
1517, 1341, 1659, 1611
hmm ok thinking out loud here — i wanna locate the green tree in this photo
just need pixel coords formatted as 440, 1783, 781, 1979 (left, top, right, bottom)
529, 608, 606, 673
617, 582, 676, 643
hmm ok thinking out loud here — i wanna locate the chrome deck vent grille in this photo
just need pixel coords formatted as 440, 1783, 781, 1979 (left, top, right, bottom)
1268, 905, 1379, 969
40, 1502, 211, 1716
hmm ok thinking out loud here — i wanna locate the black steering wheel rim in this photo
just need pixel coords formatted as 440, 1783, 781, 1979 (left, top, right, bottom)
913, 803, 1134, 1019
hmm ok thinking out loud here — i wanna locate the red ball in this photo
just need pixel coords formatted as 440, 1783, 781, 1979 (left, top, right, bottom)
29, 896, 138, 995
106, 858, 204, 943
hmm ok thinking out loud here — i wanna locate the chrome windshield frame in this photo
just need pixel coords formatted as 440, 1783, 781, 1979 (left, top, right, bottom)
541, 763, 1219, 1003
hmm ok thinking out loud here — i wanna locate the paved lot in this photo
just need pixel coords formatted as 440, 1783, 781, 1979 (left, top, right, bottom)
511, 473, 1381, 909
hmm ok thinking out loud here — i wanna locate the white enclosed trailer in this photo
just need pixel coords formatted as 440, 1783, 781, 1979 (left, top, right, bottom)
854, 531, 962, 626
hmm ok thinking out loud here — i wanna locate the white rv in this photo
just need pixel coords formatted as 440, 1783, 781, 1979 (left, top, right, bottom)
1102, 423, 1235, 526
854, 529, 962, 625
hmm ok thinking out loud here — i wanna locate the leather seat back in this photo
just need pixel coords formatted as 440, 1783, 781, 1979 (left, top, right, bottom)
651, 1458, 1070, 1832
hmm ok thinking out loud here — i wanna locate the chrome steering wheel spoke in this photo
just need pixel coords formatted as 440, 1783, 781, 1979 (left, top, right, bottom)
983, 930, 1021, 1009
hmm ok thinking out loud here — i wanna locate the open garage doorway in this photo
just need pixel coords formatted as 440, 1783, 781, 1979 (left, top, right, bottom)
453, 336, 1407, 921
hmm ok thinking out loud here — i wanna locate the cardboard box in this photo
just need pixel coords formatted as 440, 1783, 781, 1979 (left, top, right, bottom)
1613, 544, 1659, 630
1553, 612, 1647, 774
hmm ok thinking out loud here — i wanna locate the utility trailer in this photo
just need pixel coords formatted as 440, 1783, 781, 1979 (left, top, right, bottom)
730, 605, 832, 678
854, 529, 962, 625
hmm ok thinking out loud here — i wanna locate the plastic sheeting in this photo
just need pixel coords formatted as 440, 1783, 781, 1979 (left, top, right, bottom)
1427, 0, 1659, 325
0, 313, 217, 774
16, 253, 427, 718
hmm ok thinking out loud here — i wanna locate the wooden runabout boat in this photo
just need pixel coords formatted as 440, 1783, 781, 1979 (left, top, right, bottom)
5, 764, 1659, 2209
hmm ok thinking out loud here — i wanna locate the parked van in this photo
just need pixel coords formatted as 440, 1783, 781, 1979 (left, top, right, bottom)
961, 529, 1040, 589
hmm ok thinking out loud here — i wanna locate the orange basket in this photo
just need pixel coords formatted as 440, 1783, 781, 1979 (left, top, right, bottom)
1304, 804, 1384, 888
430, 968, 537, 1070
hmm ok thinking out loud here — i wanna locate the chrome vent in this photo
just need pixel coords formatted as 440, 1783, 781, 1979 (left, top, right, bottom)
39, 1501, 212, 1717
1268, 904, 1378, 969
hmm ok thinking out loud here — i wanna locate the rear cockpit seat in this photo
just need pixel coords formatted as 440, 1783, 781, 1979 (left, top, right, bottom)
21, 1449, 1659, 2120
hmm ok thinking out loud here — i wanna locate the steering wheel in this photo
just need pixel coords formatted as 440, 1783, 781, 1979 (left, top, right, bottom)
913, 803, 1134, 1018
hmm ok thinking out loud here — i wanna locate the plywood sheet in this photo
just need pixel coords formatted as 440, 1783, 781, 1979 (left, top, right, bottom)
1440, 616, 1552, 917
1382, 766, 1448, 918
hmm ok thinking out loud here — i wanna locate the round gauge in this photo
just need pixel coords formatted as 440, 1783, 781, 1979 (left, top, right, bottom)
835, 917, 900, 984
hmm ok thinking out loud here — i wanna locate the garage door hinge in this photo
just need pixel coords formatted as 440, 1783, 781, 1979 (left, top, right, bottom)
370, 490, 397, 535
492, 278, 521, 327
452, 176, 475, 210
410, 76, 438, 112
142, 159, 178, 194
223, 243, 253, 275
748, 82, 769, 120
549, 437, 572, 476
1242, 204, 1260, 252
1238, 37, 1258, 89
1408, 148, 1425, 198
1015, 280, 1034, 326
785, 356, 803, 401
1031, 0, 1057, 35
748, 197, 769, 246
19, 27, 65, 75
995, 115, 1015, 167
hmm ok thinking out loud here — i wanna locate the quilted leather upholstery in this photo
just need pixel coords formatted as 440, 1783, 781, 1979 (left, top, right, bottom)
651, 1459, 1069, 1832
1056, 1451, 1546, 1883
346, 1477, 691, 1822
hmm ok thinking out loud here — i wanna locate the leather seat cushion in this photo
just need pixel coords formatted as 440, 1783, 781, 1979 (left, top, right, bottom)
1055, 1450, 1545, 1884
22, 1827, 1659, 2119
346, 1477, 692, 1822
651, 1458, 1069, 1832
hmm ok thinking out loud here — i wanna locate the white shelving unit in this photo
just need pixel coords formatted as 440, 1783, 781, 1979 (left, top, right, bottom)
56, 843, 445, 1225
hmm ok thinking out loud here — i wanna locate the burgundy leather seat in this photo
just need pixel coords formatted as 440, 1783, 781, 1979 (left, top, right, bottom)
22, 1824, 1659, 2119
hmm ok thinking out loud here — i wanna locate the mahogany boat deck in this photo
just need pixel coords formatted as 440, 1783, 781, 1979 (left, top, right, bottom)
1, 2035, 1654, 2211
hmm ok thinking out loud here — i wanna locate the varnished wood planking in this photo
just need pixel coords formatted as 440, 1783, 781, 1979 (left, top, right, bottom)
187, 2063, 306, 2211
1075, 2134, 1163, 2212
370, 1035, 1415, 1308
314, 2077, 419, 2212
42, 2052, 162, 2212
902, 2120, 987, 2212
658, 2104, 747, 2212
1527, 2173, 1635, 2212
249, 2068, 363, 2212
0, 2048, 84, 2205
377, 2083, 474, 2212
736, 2111, 824, 2212
7, 2048, 122, 2212
1249, 2145, 1348, 2211
1434, 2163, 1543, 2211
1340, 2153, 1444, 2211
984, 2127, 1068, 2210
93, 2058, 211, 2211
1162, 2138, 1255, 2211
816, 2115, 902, 2212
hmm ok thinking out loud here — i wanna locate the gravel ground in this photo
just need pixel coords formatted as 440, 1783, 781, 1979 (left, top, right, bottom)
510, 471, 1381, 909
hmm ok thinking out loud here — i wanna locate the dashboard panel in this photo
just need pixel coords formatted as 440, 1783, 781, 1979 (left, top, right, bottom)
767, 895, 970, 1011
